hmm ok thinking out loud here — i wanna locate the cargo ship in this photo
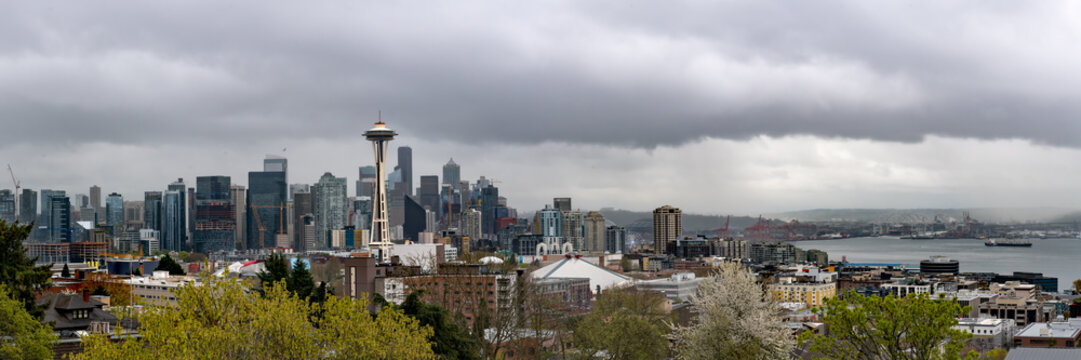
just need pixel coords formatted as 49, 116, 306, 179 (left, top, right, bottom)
984, 238, 1032, 247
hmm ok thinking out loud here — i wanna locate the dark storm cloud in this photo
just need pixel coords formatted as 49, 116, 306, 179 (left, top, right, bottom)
1, 1, 1079, 148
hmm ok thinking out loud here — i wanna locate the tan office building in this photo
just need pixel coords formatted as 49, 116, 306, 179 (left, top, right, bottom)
653, 205, 682, 255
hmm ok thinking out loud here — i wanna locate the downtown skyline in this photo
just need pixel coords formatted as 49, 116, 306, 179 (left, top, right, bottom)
2, 1, 1081, 214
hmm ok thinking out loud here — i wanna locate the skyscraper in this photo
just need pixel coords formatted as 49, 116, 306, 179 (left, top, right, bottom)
230, 185, 246, 250
561, 210, 583, 249
419, 175, 440, 217
356, 166, 376, 198
40, 190, 64, 239
312, 172, 347, 248
167, 178, 188, 248
442, 158, 460, 186
89, 185, 102, 221
480, 185, 499, 238
653, 205, 682, 255
403, 195, 426, 243
460, 208, 482, 242
144, 191, 162, 232
292, 190, 312, 251
162, 191, 184, 251
194, 176, 235, 253
584, 211, 606, 253
534, 206, 562, 238
48, 195, 71, 243
106, 193, 124, 231
396, 146, 412, 196
364, 121, 396, 262
0, 190, 14, 223
553, 198, 572, 212
18, 189, 36, 224
247, 170, 286, 250
264, 155, 287, 178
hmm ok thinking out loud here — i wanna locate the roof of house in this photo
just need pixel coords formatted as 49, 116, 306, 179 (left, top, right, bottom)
38, 293, 120, 331
532, 256, 631, 294
1015, 320, 1081, 339
1005, 348, 1081, 360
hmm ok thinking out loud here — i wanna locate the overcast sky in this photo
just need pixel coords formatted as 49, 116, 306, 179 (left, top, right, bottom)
2, 1, 1080, 215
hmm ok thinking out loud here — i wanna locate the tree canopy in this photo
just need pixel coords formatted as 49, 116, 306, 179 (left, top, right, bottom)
397, 291, 480, 360
287, 258, 315, 300
799, 292, 974, 360
0, 285, 56, 360
0, 220, 52, 318
73, 274, 435, 360
574, 288, 673, 360
257, 252, 290, 291
670, 261, 793, 360
155, 254, 186, 275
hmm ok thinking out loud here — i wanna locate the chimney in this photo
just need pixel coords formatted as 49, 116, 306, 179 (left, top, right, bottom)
599, 256, 605, 268
82, 289, 90, 303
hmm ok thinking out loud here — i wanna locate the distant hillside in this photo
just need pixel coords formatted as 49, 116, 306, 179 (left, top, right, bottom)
765, 207, 1079, 224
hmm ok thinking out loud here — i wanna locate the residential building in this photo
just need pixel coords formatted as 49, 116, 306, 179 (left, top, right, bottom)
770, 267, 838, 308
653, 205, 681, 255
881, 278, 934, 298
604, 225, 626, 254
583, 211, 605, 253
750, 241, 800, 264
719, 238, 749, 259
561, 210, 583, 250
534, 206, 561, 238
461, 209, 482, 242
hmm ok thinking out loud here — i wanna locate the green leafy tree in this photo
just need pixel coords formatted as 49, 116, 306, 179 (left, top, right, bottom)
671, 261, 793, 360
0, 285, 56, 360
257, 252, 289, 291
575, 288, 672, 360
155, 254, 185, 275
0, 220, 52, 318
73, 273, 435, 359
800, 292, 975, 360
397, 291, 480, 360
287, 258, 315, 299
61, 264, 70, 278
1073, 278, 1081, 295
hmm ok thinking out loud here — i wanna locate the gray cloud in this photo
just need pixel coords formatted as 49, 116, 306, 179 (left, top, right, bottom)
1, 1, 1079, 149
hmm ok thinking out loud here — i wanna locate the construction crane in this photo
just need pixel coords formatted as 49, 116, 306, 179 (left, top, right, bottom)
8, 164, 20, 220
711, 215, 731, 237
250, 202, 292, 249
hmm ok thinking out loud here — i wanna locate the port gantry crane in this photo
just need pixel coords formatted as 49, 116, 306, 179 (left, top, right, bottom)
8, 164, 19, 220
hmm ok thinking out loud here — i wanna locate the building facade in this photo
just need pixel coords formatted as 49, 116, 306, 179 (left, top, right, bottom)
193, 176, 235, 253
247, 170, 286, 249
312, 172, 347, 248
652, 205, 682, 255
583, 211, 605, 253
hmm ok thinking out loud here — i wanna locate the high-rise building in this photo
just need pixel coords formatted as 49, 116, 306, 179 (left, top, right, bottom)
0, 189, 14, 223
419, 175, 440, 217
653, 205, 682, 255
293, 191, 312, 251
356, 166, 376, 198
534, 206, 562, 238
18, 189, 36, 224
396, 146, 412, 196
364, 121, 397, 262
352, 197, 372, 230
289, 184, 310, 202
403, 195, 426, 243
584, 211, 605, 253
561, 210, 583, 249
264, 155, 288, 177
460, 209, 482, 242
48, 195, 71, 243
162, 191, 184, 251
230, 185, 246, 250
553, 198, 572, 212
144, 191, 162, 232
193, 176, 235, 253
442, 158, 460, 187
247, 170, 286, 250
40, 189, 60, 228
480, 185, 499, 238
123, 200, 144, 229
312, 172, 347, 248
106, 193, 124, 231
605, 226, 626, 254
167, 178, 188, 248
89, 185, 102, 222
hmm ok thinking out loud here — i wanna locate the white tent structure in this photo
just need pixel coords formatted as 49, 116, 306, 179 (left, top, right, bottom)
532, 255, 632, 295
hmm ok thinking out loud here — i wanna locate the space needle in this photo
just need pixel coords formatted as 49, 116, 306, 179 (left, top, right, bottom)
364, 119, 396, 263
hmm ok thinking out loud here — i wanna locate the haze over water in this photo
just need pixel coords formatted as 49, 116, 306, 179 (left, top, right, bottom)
797, 237, 1081, 292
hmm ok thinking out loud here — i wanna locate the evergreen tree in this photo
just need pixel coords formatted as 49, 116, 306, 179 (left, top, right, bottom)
257, 252, 289, 291
156, 254, 186, 275
0, 220, 53, 318
287, 258, 315, 299
398, 292, 480, 360
61, 263, 70, 278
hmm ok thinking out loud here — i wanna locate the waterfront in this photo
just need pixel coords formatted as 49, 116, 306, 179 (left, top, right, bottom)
797, 236, 1081, 292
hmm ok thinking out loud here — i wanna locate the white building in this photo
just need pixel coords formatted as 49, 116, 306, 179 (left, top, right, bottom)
636, 272, 703, 302
953, 318, 1016, 350
126, 271, 199, 306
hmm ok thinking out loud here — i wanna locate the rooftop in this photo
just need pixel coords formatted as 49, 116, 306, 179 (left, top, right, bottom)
1015, 319, 1081, 339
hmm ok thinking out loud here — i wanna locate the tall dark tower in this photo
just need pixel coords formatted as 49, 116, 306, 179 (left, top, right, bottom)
396, 146, 413, 196
364, 121, 397, 262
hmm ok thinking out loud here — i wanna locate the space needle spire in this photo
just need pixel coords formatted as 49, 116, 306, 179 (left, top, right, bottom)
364, 118, 397, 263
